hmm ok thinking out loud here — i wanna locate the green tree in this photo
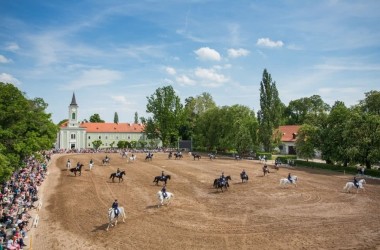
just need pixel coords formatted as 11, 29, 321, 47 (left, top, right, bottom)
89, 114, 105, 123
134, 112, 139, 123
295, 124, 317, 160
257, 69, 283, 152
0, 83, 57, 180
359, 90, 380, 115
145, 85, 183, 147
114, 112, 119, 124
92, 140, 102, 149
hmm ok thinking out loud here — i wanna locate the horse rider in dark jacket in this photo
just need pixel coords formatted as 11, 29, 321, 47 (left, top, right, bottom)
220, 172, 225, 184
116, 168, 121, 177
241, 169, 246, 178
161, 171, 165, 180
288, 173, 293, 183
161, 184, 167, 198
353, 176, 359, 188
112, 199, 119, 217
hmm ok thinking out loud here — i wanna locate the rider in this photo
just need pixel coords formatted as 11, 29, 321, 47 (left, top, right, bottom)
353, 176, 359, 188
76, 162, 80, 170
161, 170, 165, 180
67, 159, 71, 165
241, 169, 246, 177
90, 159, 93, 165
220, 172, 225, 184
287, 173, 293, 183
116, 168, 121, 177
161, 184, 167, 198
112, 199, 119, 217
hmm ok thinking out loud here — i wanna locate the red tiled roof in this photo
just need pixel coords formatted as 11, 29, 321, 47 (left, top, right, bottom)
277, 125, 301, 142
61, 122, 145, 133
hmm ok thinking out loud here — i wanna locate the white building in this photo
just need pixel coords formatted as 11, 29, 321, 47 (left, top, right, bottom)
56, 93, 146, 150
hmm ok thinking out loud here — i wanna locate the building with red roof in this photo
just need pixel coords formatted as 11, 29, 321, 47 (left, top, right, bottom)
56, 93, 147, 150
277, 125, 301, 155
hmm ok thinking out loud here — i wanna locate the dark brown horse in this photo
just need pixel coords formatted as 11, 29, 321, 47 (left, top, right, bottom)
110, 170, 126, 183
70, 164, 83, 176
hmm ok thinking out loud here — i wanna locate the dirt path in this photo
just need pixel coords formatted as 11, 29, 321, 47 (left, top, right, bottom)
31, 152, 380, 249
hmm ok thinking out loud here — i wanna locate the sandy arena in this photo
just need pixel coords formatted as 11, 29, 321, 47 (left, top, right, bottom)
30, 152, 380, 250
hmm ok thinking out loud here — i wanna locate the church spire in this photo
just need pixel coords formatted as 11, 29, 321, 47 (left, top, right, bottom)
70, 92, 78, 106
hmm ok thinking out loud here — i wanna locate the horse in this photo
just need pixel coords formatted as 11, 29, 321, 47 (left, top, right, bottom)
121, 151, 128, 158
213, 176, 231, 192
240, 173, 249, 183
110, 170, 126, 183
153, 175, 171, 185
69, 164, 83, 176
208, 154, 216, 160
174, 152, 183, 160
192, 153, 201, 160
279, 176, 298, 187
102, 157, 110, 166
145, 153, 153, 161
157, 191, 174, 208
128, 154, 136, 163
168, 152, 172, 159
263, 166, 270, 176
106, 207, 126, 231
343, 179, 366, 193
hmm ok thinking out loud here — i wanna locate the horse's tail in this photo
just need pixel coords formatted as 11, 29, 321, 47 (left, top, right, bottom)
110, 174, 113, 179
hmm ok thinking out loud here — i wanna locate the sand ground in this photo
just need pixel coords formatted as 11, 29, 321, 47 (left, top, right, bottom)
28, 152, 380, 250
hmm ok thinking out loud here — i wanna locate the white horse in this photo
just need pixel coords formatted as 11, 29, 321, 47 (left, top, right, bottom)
89, 162, 94, 171
106, 207, 126, 231
128, 155, 137, 163
280, 176, 298, 187
157, 191, 174, 208
343, 179, 366, 193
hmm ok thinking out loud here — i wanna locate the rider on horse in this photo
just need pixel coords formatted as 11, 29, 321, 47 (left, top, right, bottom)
112, 199, 119, 217
116, 168, 121, 177
67, 159, 71, 165
90, 159, 93, 165
220, 172, 225, 184
161, 171, 166, 180
161, 184, 167, 198
241, 169, 246, 177
76, 162, 80, 170
353, 176, 359, 188
288, 173, 293, 183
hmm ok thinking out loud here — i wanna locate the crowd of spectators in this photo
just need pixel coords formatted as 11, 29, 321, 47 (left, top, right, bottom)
0, 153, 50, 250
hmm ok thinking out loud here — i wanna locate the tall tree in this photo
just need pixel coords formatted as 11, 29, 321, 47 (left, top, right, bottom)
257, 69, 283, 152
295, 124, 317, 160
359, 90, 380, 115
134, 112, 139, 124
89, 113, 105, 123
114, 112, 119, 124
0, 83, 57, 181
145, 85, 184, 147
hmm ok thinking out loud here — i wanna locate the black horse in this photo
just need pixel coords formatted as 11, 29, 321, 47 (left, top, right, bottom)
70, 164, 83, 176
110, 170, 126, 183
192, 153, 201, 160
240, 173, 249, 183
168, 152, 172, 159
174, 152, 183, 160
145, 153, 154, 161
153, 175, 171, 185
213, 176, 231, 192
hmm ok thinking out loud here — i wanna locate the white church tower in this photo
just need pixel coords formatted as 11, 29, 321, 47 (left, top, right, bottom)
57, 93, 86, 150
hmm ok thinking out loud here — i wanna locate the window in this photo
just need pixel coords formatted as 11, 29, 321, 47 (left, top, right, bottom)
128, 136, 130, 140
99, 136, 101, 139
88, 136, 91, 139
106, 136, 108, 140
71, 134, 76, 139
88, 143, 90, 147
72, 113, 76, 120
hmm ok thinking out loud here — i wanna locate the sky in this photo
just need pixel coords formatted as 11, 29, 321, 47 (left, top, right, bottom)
1, 0, 379, 124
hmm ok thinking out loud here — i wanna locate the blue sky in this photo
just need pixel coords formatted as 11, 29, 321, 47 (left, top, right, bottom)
1, 0, 379, 123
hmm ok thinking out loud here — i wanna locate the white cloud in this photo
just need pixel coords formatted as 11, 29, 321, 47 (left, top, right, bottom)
111, 95, 133, 106
314, 63, 380, 72
0, 73, 21, 85
5, 42, 20, 52
165, 67, 176, 75
194, 47, 221, 61
256, 38, 284, 48
194, 67, 228, 87
176, 75, 195, 86
63, 69, 122, 89
0, 55, 11, 63
227, 48, 250, 58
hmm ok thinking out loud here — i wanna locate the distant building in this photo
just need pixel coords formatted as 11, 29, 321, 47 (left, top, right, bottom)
277, 125, 301, 155
56, 93, 147, 150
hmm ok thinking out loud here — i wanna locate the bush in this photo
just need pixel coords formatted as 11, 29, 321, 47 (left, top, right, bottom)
256, 152, 272, 160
